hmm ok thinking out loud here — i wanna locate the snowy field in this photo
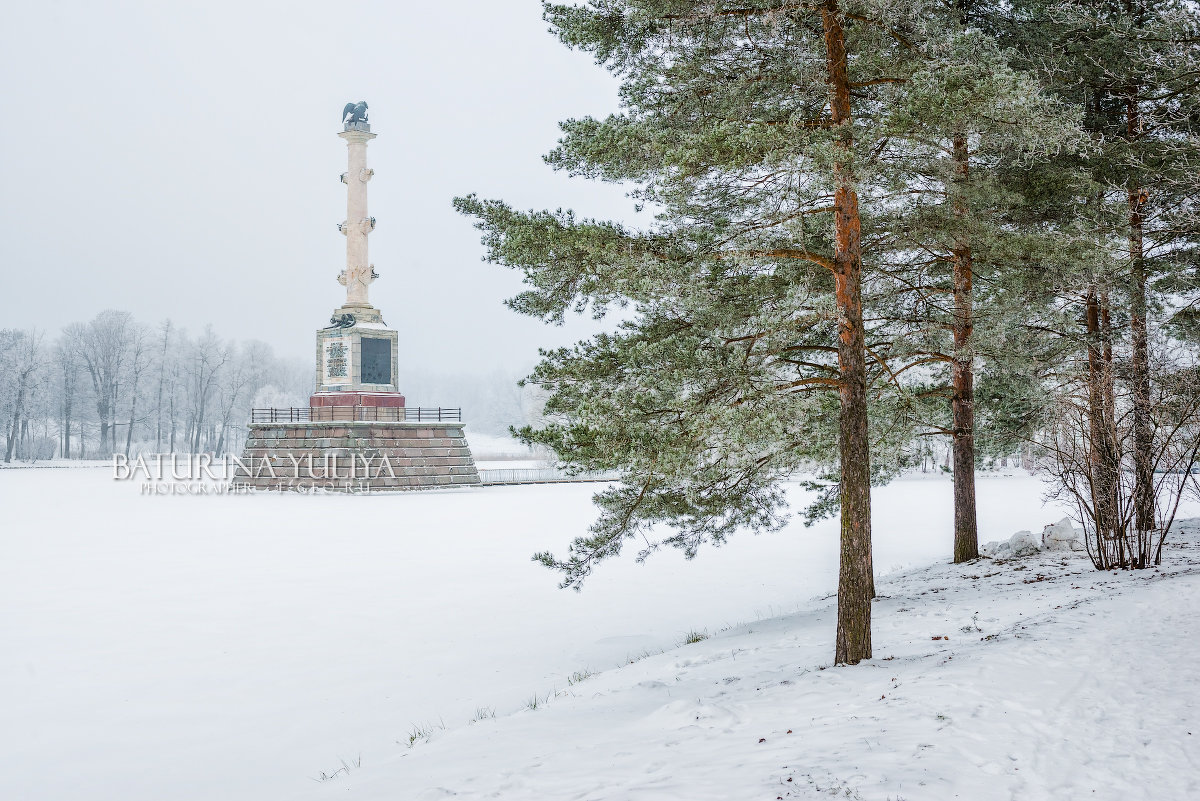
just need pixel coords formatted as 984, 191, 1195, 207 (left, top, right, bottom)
1, 467, 1196, 800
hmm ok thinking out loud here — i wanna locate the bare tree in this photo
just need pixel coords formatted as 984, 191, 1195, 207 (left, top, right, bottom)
213, 345, 254, 455
163, 328, 187, 453
0, 330, 17, 458
154, 319, 173, 450
54, 339, 81, 459
1040, 344, 1200, 568
186, 326, 229, 453
122, 325, 150, 458
68, 311, 133, 456
3, 329, 43, 463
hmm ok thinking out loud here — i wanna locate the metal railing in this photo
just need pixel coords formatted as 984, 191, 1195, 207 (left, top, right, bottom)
250, 407, 462, 423
478, 467, 620, 485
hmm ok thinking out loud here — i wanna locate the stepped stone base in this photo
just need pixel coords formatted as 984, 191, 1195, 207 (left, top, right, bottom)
231, 421, 480, 492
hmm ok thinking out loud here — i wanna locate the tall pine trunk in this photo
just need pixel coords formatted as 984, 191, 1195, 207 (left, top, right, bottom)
1126, 93, 1154, 560
950, 134, 979, 562
822, 0, 872, 665
1100, 290, 1122, 565
1085, 288, 1122, 564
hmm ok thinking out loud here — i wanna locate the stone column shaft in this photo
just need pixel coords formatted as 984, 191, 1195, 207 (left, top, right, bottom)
338, 129, 376, 307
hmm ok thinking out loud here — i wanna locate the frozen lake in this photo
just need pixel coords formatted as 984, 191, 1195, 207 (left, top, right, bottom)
1, 467, 1074, 801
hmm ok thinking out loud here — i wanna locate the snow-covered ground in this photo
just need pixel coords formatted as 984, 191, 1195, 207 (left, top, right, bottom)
338, 519, 1200, 801
1, 468, 1196, 800
0, 459, 112, 469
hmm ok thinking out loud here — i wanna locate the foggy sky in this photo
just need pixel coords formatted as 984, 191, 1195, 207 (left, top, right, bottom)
0, 1, 637, 375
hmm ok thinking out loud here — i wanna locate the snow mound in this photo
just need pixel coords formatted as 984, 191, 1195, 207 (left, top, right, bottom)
1041, 517, 1085, 551
981, 517, 1083, 558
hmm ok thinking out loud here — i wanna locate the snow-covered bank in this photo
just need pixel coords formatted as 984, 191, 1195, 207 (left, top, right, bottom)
1, 469, 1192, 800
0, 458, 111, 469
325, 519, 1200, 801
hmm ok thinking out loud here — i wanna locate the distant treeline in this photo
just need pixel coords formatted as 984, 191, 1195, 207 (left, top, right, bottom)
1, 311, 542, 462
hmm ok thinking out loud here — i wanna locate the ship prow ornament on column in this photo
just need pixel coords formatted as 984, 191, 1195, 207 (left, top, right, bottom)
233, 102, 481, 491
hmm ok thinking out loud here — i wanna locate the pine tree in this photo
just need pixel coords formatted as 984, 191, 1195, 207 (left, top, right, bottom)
867, 10, 1084, 562
457, 1, 944, 664
1000, 0, 1200, 564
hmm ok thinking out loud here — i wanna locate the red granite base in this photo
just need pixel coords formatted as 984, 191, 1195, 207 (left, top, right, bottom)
231, 420, 480, 491
309, 392, 405, 408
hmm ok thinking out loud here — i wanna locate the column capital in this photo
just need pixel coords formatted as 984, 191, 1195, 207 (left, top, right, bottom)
338, 130, 377, 145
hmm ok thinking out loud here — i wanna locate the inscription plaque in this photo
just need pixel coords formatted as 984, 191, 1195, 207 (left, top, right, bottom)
323, 337, 351, 384
360, 337, 392, 385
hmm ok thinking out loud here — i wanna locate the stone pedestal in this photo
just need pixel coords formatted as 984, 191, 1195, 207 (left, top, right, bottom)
232, 421, 480, 491
314, 320, 400, 395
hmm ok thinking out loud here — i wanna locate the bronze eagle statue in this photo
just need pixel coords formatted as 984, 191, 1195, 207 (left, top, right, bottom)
342, 101, 369, 127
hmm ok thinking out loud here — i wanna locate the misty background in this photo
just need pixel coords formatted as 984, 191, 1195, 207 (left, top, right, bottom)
0, 1, 639, 394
